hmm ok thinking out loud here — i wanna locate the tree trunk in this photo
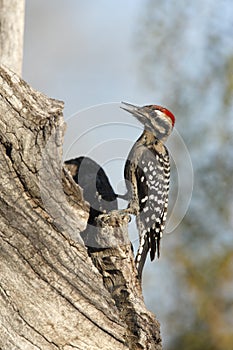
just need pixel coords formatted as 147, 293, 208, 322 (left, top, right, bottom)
0, 0, 25, 75
0, 66, 162, 349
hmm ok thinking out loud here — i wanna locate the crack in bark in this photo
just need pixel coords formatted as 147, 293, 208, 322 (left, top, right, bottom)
16, 310, 59, 350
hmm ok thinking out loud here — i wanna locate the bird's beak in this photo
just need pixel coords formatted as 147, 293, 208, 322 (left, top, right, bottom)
120, 102, 146, 124
120, 101, 140, 114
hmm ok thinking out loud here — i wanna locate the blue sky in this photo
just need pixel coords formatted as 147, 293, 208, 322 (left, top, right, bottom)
23, 0, 151, 117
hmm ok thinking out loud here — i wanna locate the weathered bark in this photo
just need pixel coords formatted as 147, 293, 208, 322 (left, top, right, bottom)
0, 66, 162, 350
0, 0, 25, 75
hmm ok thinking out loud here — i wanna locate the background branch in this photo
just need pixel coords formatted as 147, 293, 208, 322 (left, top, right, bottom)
0, 0, 25, 75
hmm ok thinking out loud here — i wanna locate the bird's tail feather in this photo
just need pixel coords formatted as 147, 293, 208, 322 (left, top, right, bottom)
150, 230, 160, 260
135, 237, 149, 280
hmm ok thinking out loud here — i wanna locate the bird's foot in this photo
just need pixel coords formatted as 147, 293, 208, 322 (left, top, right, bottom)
97, 209, 131, 227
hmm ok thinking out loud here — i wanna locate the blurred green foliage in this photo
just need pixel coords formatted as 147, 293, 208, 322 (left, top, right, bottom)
137, 0, 233, 348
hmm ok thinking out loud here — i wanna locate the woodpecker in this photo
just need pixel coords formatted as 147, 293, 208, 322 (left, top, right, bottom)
120, 102, 175, 279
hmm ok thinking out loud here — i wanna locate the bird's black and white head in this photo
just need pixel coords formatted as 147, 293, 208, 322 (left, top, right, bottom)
121, 102, 175, 142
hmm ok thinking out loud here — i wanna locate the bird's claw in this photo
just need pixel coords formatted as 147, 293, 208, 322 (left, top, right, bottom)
97, 209, 131, 226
